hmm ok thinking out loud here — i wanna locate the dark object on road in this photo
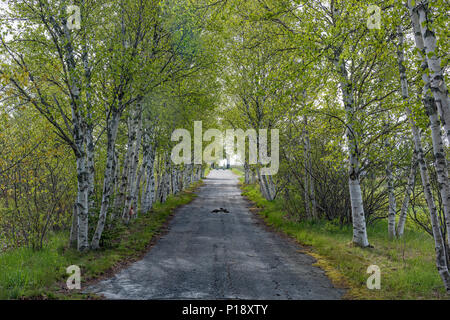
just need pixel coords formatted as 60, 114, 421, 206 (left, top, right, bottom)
211, 207, 229, 213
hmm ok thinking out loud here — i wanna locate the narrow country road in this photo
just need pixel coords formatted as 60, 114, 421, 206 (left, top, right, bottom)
87, 170, 344, 300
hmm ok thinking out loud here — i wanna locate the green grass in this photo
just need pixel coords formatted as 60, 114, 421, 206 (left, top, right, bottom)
0, 181, 202, 299
231, 167, 244, 176
230, 170, 448, 300
204, 166, 211, 177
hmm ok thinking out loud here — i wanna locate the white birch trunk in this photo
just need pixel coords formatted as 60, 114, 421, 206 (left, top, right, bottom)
128, 108, 143, 215
400, 16, 450, 289
75, 146, 89, 252
113, 150, 120, 202
196, 165, 202, 181
397, 152, 417, 237
408, 106, 450, 290
86, 126, 95, 212
141, 154, 156, 212
256, 167, 275, 201
65, 56, 89, 251
244, 162, 250, 184
162, 173, 168, 203
184, 165, 191, 188
190, 164, 195, 184
256, 167, 270, 200
60, 13, 90, 251
69, 204, 78, 248
114, 115, 133, 210
386, 157, 397, 239
91, 111, 120, 249
334, 56, 369, 247
201, 166, 206, 179
158, 155, 169, 203
170, 165, 176, 195
414, 1, 450, 142
250, 168, 257, 184
409, 5, 450, 248
303, 116, 316, 218
141, 130, 156, 213
123, 106, 142, 218
304, 134, 311, 219
308, 158, 317, 219
133, 164, 144, 213
267, 175, 276, 200
155, 163, 162, 203
82, 35, 95, 214
396, 25, 417, 238
168, 164, 173, 195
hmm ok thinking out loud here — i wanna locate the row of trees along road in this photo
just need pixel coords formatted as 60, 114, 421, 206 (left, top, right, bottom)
211, 0, 450, 291
0, 0, 450, 292
0, 0, 220, 251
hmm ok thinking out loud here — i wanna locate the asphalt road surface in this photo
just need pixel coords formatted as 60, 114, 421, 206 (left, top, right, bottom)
87, 170, 344, 300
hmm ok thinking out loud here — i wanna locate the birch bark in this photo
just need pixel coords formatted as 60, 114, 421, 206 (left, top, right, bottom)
141, 129, 156, 213
303, 132, 311, 219
62, 18, 90, 252
86, 125, 95, 212
133, 164, 144, 213
123, 106, 142, 218
81, 27, 95, 213
251, 168, 256, 184
244, 162, 250, 184
303, 116, 316, 218
407, 105, 450, 290
91, 111, 120, 249
201, 166, 206, 179
142, 153, 156, 212
256, 167, 270, 200
333, 56, 369, 247
398, 21, 450, 290
397, 152, 417, 238
69, 204, 78, 248
414, 1, 450, 142
113, 150, 120, 201
409, 4, 450, 248
386, 156, 397, 239
126, 106, 143, 217
114, 115, 134, 210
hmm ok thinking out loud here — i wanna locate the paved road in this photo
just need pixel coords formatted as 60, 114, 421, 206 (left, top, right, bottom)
87, 170, 344, 300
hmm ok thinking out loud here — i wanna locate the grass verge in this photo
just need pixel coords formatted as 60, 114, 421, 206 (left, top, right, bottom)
231, 171, 447, 300
0, 181, 203, 299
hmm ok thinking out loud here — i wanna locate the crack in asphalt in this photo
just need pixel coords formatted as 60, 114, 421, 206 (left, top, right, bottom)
87, 170, 345, 300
